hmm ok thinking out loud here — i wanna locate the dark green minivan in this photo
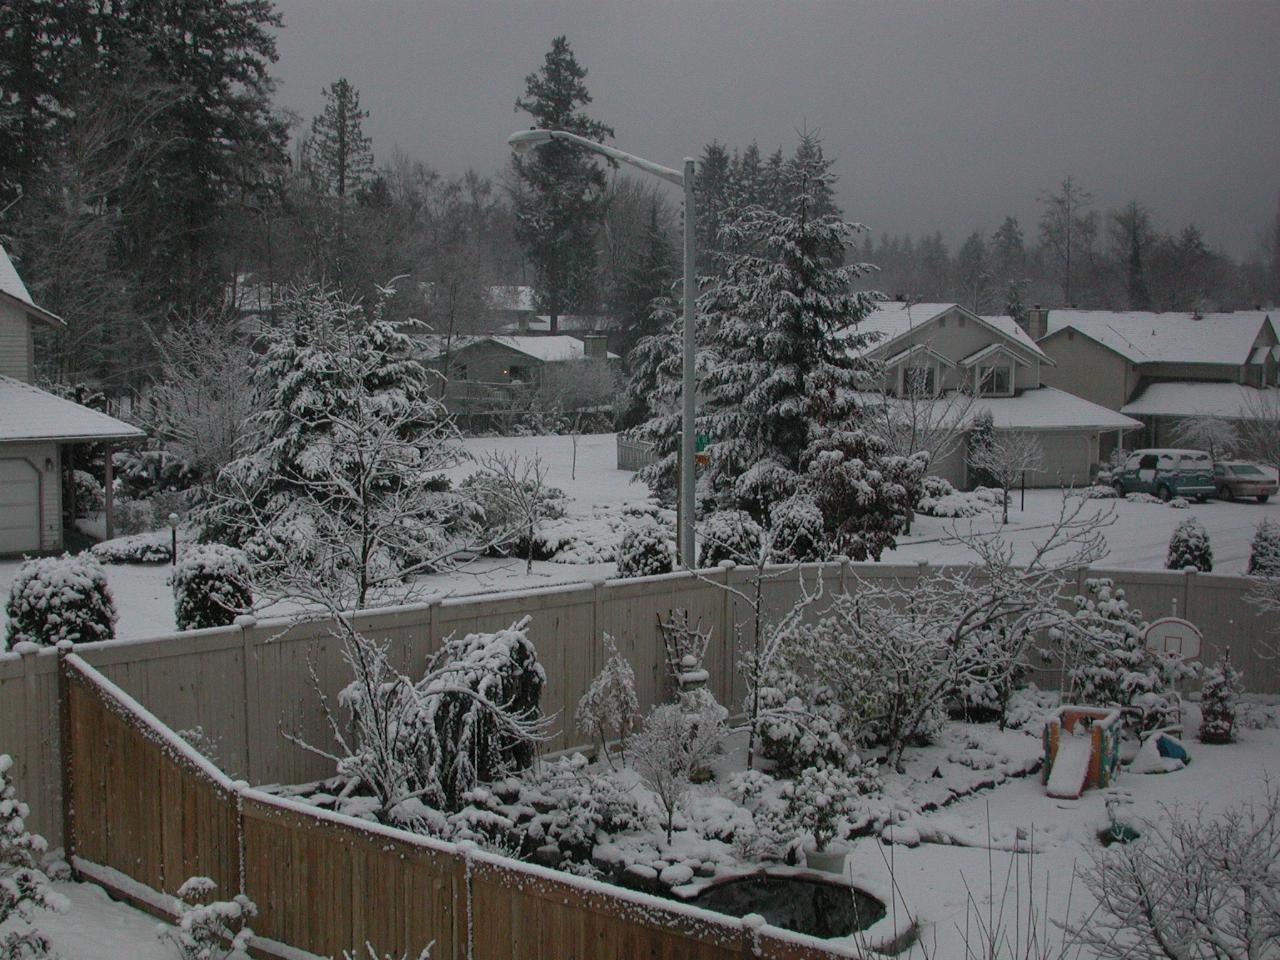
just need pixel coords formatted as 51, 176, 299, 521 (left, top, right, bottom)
1112, 448, 1215, 502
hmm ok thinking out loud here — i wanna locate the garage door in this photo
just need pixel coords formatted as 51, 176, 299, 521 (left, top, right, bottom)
0, 459, 41, 554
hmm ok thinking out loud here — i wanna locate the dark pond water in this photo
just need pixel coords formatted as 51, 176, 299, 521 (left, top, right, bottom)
689, 875, 886, 939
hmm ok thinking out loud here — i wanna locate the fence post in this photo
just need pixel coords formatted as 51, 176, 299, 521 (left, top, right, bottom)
739, 912, 765, 957
718, 562, 735, 708
236, 615, 258, 783
840, 556, 850, 595
1182, 568, 1194, 621
55, 641, 76, 873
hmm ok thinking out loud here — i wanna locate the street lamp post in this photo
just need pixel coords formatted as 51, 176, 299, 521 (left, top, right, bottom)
508, 130, 697, 567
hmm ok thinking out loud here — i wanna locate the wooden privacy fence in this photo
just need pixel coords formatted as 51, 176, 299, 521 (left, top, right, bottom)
4, 562, 1277, 849
60, 651, 872, 960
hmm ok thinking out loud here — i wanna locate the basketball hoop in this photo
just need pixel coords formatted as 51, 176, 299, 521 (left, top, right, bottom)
1143, 617, 1203, 662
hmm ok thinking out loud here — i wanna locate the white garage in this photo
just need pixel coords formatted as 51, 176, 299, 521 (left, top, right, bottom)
0, 457, 41, 553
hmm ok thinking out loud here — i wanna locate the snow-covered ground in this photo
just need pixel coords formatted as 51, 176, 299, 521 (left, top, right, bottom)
3, 433, 1278, 640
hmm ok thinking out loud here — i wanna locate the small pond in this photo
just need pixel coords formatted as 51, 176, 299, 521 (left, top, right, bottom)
687, 874, 886, 939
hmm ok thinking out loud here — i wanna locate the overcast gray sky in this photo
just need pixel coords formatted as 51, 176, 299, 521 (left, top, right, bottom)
271, 0, 1279, 258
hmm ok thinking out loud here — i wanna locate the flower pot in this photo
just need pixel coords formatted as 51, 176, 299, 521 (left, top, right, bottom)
802, 844, 849, 874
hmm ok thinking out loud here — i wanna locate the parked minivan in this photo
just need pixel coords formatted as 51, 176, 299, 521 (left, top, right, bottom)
1111, 448, 1215, 502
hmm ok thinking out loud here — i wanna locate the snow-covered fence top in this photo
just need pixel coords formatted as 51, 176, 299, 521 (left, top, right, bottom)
3, 562, 1276, 850
59, 649, 873, 960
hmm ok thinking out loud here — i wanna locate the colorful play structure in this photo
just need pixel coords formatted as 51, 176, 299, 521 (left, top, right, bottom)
1042, 706, 1123, 799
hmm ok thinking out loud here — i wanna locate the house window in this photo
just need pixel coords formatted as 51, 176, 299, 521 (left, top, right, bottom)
457, 364, 468, 380
508, 364, 530, 382
903, 365, 936, 397
978, 364, 1012, 396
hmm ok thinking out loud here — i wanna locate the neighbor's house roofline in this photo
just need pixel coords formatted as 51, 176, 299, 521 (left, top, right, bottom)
0, 287, 65, 328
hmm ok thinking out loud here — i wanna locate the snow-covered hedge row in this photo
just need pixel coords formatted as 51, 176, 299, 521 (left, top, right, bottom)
916, 485, 1005, 518
91, 532, 172, 565
3, 553, 117, 649
172, 544, 253, 630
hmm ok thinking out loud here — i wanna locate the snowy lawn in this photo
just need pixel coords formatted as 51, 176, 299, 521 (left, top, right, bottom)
3, 433, 1278, 640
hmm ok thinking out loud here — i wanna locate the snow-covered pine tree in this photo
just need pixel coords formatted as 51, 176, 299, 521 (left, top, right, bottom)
1166, 517, 1213, 572
1198, 652, 1241, 744
1, 753, 66, 957
1062, 579, 1181, 732
575, 635, 639, 768
693, 131, 877, 500
966, 409, 996, 489
1247, 518, 1280, 576
303, 78, 374, 199
201, 284, 467, 609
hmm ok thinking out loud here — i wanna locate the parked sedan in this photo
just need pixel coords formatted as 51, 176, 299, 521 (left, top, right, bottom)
1212, 461, 1277, 503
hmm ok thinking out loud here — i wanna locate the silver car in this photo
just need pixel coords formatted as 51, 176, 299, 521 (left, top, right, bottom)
1212, 461, 1277, 503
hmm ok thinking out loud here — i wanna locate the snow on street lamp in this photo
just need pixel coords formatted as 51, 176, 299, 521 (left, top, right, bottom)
168, 512, 179, 567
508, 129, 698, 568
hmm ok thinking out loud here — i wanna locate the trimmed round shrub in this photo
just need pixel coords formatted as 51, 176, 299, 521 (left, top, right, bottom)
919, 475, 955, 501
699, 510, 763, 568
172, 544, 253, 630
1166, 517, 1213, 572
767, 495, 825, 562
4, 553, 117, 648
615, 519, 673, 578
91, 532, 172, 564
1247, 518, 1280, 576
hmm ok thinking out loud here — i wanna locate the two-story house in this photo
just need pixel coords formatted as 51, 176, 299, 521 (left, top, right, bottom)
1033, 308, 1280, 450
1, 246, 143, 555
851, 302, 1140, 487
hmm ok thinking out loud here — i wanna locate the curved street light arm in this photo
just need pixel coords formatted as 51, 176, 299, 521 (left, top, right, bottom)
507, 129, 685, 187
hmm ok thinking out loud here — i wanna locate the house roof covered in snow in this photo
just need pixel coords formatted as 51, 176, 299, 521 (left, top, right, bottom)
1120, 382, 1280, 419
1041, 310, 1278, 365
858, 386, 1141, 432
497, 314, 617, 334
0, 376, 145, 444
845, 301, 1050, 364
466, 335, 619, 362
0, 245, 64, 327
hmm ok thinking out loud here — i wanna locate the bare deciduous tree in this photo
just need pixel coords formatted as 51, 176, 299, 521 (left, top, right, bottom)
1236, 391, 1280, 471
1172, 413, 1240, 460
966, 429, 1044, 524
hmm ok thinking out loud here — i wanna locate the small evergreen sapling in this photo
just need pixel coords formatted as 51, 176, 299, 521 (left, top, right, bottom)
1, 754, 68, 959
1166, 517, 1213, 571
614, 519, 673, 578
1247, 518, 1280, 576
574, 635, 640, 768
172, 545, 253, 630
157, 877, 256, 960
4, 553, 117, 649
1198, 653, 1242, 744
784, 764, 881, 853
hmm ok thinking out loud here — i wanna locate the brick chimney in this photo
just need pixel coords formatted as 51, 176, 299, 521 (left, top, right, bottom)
1025, 304, 1049, 341
583, 334, 607, 360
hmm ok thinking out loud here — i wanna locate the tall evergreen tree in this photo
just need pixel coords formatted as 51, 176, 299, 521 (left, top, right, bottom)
511, 35, 613, 332
956, 230, 990, 312
615, 200, 677, 354
694, 140, 733, 273
304, 78, 374, 199
1109, 201, 1153, 310
990, 215, 1025, 284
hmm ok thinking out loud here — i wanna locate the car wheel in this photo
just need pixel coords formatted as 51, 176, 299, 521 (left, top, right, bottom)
1260, 495, 1271, 504
1196, 495, 1208, 503
1158, 484, 1172, 502
1113, 481, 1125, 497
1217, 485, 1234, 502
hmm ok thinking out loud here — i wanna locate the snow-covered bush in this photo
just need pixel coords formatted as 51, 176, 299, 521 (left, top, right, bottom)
313, 618, 546, 822
4, 553, 117, 649
1167, 517, 1213, 571
1, 753, 67, 959
732, 460, 797, 525
698, 510, 762, 568
91, 532, 172, 564
950, 623, 1029, 723
766, 494, 825, 563
799, 429, 915, 560
172, 544, 253, 630
1070, 786, 1280, 960
614, 519, 673, 578
113, 497, 158, 536
574, 635, 639, 768
112, 447, 198, 499
915, 490, 991, 518
1247, 519, 1280, 576
458, 460, 565, 563
72, 469, 104, 516
784, 764, 881, 852
631, 702, 728, 842
919, 475, 955, 501
754, 660, 861, 776
1125, 491, 1163, 504
1057, 579, 1184, 733
157, 877, 256, 960
1168, 496, 1190, 509
1079, 484, 1119, 500
1198, 653, 1242, 744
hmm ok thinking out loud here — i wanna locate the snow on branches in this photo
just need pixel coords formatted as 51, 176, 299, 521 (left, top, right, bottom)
574, 636, 639, 769
1, 754, 68, 958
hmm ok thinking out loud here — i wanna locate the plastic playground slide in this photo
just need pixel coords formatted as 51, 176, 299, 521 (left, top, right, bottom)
1045, 735, 1093, 799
